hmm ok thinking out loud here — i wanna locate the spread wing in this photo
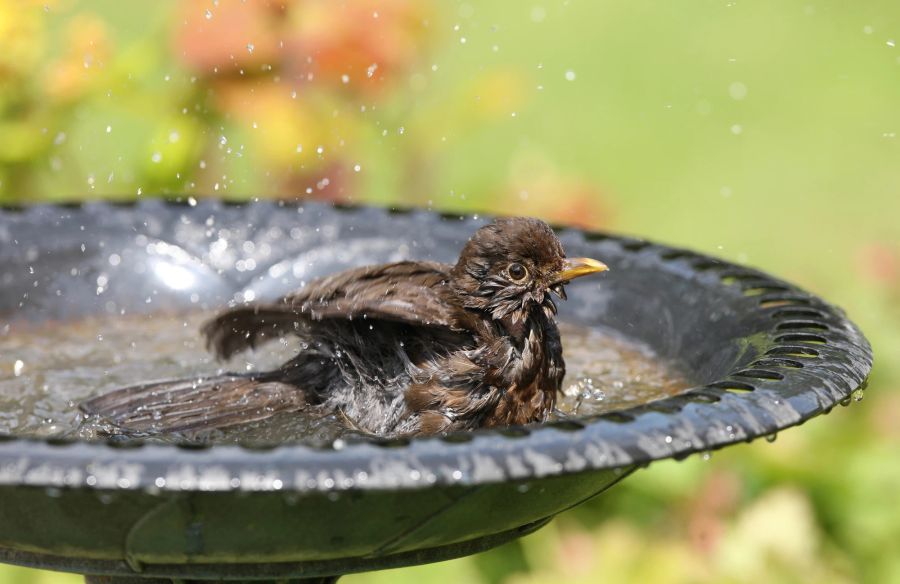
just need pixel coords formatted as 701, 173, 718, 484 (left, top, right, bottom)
80, 374, 306, 434
203, 261, 462, 359
286, 261, 458, 325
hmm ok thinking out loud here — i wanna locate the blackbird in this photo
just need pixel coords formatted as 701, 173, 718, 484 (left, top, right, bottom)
81, 217, 608, 437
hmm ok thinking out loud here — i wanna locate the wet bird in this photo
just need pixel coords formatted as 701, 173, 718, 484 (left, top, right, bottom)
81, 217, 608, 437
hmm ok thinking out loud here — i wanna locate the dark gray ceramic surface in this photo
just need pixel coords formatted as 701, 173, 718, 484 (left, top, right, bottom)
0, 201, 872, 580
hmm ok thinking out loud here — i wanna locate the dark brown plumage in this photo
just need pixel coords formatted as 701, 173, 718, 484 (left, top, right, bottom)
81, 217, 608, 437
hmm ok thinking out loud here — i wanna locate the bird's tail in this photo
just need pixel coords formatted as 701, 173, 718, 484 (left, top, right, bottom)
79, 372, 307, 434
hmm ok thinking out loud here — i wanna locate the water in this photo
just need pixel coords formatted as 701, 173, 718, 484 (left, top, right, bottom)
0, 312, 688, 444
556, 324, 688, 416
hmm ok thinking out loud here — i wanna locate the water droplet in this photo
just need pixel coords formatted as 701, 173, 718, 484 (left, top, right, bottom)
353, 164, 361, 172
564, 70, 576, 81
765, 433, 777, 443
367, 63, 378, 78
728, 81, 748, 100
151, 152, 162, 163
13, 360, 24, 377
247, 43, 254, 54
205, 8, 212, 19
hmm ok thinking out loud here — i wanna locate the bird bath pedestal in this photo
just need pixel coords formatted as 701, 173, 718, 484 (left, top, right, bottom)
0, 201, 872, 583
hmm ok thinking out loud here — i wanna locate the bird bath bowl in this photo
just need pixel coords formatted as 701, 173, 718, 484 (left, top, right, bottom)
0, 201, 872, 583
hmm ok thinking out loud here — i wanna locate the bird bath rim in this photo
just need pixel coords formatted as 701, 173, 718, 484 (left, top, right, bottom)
0, 199, 873, 495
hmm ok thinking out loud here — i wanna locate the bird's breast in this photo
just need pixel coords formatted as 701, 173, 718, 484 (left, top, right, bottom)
479, 316, 563, 427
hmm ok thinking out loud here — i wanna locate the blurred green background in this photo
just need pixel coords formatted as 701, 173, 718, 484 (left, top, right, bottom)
1, 0, 898, 582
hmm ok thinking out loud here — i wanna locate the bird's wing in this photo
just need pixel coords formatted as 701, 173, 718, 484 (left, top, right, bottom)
284, 260, 458, 325
80, 373, 306, 434
203, 261, 461, 359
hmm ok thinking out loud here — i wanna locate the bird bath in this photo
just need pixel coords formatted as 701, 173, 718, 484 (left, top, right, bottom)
0, 201, 872, 583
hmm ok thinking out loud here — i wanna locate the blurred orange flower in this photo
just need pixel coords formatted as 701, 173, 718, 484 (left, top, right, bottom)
174, 0, 431, 97
174, 1, 287, 76
45, 13, 113, 103
172, 0, 433, 201
284, 0, 432, 96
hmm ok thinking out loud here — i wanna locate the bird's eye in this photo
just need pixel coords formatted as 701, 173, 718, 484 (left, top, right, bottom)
507, 262, 528, 282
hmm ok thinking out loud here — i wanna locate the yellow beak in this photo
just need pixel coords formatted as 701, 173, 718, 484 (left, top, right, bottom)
551, 257, 609, 284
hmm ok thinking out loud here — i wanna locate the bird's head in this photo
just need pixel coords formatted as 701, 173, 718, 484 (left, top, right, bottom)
451, 217, 608, 327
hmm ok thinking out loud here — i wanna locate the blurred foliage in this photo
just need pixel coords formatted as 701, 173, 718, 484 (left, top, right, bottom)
0, 1, 898, 583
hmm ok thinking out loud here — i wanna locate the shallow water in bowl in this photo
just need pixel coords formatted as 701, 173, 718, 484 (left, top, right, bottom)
0, 312, 689, 445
